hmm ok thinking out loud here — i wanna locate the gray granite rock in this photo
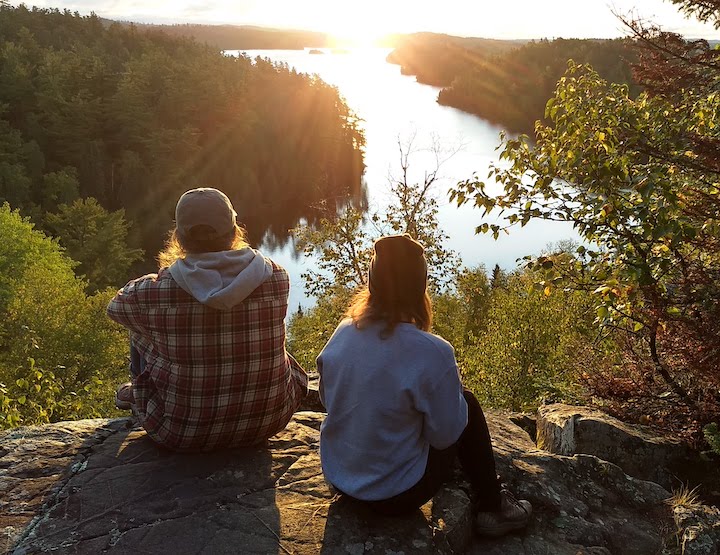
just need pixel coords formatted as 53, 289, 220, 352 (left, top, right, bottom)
674, 503, 720, 555
470, 413, 675, 555
4, 413, 470, 555
1, 407, 715, 554
0, 417, 129, 554
536, 403, 695, 488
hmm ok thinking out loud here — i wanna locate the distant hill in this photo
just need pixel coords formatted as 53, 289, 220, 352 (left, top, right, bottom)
385, 34, 640, 132
104, 23, 527, 53
435, 37, 640, 132
112, 22, 330, 50
386, 32, 526, 87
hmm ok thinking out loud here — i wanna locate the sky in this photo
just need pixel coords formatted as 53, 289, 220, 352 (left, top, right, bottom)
20, 0, 720, 40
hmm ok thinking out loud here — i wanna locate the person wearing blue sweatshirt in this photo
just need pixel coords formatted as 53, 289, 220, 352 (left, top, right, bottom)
317, 234, 532, 537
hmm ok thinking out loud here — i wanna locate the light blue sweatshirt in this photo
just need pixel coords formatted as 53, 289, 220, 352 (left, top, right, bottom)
317, 319, 468, 501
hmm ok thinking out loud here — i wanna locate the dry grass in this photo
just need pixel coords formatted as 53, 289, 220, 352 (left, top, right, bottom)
667, 484, 704, 512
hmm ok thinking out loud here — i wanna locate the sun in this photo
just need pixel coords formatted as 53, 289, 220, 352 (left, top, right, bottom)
313, 5, 398, 48
328, 29, 386, 49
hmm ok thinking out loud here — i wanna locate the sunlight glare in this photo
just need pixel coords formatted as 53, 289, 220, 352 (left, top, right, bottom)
314, 5, 399, 48
328, 29, 383, 49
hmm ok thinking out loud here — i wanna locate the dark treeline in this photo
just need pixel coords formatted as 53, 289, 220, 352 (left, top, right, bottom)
142, 26, 471, 52
0, 5, 364, 280
387, 33, 524, 86
389, 36, 639, 133
134, 23, 329, 50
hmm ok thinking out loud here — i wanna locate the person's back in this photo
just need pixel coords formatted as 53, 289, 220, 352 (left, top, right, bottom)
108, 188, 307, 451
317, 234, 532, 537
319, 319, 466, 500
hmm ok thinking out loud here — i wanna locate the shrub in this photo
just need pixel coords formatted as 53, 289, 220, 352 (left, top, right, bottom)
0, 204, 127, 428
704, 423, 720, 456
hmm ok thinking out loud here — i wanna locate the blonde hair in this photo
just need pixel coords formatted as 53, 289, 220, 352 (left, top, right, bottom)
157, 224, 249, 268
346, 287, 433, 338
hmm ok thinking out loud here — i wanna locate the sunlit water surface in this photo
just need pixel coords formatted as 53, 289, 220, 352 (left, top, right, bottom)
230, 48, 578, 309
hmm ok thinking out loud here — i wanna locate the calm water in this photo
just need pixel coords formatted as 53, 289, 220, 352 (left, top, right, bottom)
231, 48, 577, 309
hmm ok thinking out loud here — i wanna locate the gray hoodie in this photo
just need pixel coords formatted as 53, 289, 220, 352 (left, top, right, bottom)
168, 248, 274, 311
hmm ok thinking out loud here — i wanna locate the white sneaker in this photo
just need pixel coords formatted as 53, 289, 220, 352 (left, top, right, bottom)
475, 489, 532, 537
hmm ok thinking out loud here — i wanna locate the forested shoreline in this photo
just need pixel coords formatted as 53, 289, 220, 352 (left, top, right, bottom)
133, 23, 329, 50
388, 36, 640, 132
386, 32, 524, 86
0, 5, 365, 276
0, 5, 364, 424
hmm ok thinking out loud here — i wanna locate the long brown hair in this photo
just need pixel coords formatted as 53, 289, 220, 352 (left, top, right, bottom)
346, 287, 433, 338
157, 224, 249, 268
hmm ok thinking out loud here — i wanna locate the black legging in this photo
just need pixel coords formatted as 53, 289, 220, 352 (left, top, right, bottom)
340, 389, 503, 515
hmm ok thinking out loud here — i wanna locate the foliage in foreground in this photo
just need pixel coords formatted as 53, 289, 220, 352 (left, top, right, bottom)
44, 197, 143, 292
288, 138, 606, 411
447, 272, 604, 411
453, 60, 720, 417
705, 423, 720, 456
289, 262, 606, 412
0, 205, 127, 429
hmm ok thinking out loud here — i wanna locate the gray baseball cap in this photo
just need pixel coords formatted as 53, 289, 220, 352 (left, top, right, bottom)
175, 188, 237, 239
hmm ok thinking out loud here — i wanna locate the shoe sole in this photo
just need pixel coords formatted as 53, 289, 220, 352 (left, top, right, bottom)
475, 518, 529, 537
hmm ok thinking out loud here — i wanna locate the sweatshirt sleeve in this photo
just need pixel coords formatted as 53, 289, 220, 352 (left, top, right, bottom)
415, 363, 469, 450
106, 278, 148, 335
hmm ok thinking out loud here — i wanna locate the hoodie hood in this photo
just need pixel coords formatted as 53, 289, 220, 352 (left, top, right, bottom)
168, 248, 274, 310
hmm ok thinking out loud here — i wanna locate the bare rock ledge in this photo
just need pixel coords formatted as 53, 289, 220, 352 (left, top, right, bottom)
2, 406, 718, 554
536, 404, 695, 489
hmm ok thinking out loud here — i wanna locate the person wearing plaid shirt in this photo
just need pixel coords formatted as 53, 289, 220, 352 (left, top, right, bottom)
107, 188, 308, 451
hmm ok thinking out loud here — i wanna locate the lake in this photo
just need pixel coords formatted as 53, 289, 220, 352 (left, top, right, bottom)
229, 48, 578, 310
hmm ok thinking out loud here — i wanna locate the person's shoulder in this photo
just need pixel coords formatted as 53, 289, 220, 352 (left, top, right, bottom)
333, 318, 357, 337
125, 270, 185, 298
122, 272, 161, 290
252, 250, 287, 279
270, 260, 288, 281
266, 256, 285, 272
243, 250, 289, 301
325, 318, 355, 339
320, 318, 357, 348
144, 268, 181, 288
399, 325, 456, 361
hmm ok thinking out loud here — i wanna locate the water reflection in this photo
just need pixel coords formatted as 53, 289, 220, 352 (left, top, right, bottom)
229, 48, 579, 309
242, 185, 369, 258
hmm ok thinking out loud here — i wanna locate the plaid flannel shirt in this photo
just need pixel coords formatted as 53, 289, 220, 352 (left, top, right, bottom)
107, 260, 307, 451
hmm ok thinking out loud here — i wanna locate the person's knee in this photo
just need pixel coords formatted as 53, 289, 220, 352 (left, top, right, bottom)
462, 388, 482, 410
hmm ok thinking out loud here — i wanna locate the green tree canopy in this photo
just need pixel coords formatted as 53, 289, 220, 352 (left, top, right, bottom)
0, 4, 364, 272
453, 56, 720, 407
0, 204, 127, 427
45, 197, 143, 291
